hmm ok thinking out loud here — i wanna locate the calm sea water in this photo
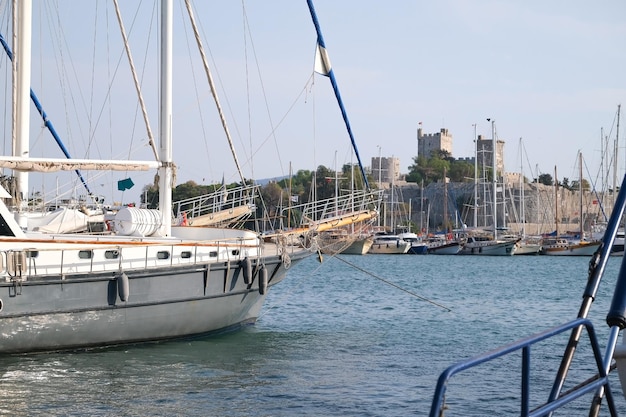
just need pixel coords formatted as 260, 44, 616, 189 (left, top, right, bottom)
1, 254, 626, 416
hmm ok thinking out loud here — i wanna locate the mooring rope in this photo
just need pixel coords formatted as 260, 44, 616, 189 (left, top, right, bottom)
260, 234, 452, 318
333, 255, 452, 312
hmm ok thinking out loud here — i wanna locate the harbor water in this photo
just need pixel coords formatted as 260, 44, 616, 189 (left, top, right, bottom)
2, 254, 626, 416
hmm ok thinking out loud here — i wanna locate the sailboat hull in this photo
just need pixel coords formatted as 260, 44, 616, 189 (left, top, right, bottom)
340, 237, 374, 255
427, 241, 462, 255
514, 242, 542, 255
539, 240, 601, 256
458, 239, 517, 256
0, 247, 306, 354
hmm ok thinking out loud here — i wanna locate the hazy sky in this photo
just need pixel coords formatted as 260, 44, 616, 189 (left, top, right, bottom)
1, 1, 624, 204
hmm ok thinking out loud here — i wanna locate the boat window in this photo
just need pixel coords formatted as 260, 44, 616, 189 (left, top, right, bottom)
157, 251, 170, 260
181, 251, 192, 259
26, 251, 39, 258
78, 250, 93, 259
105, 250, 119, 259
209, 251, 218, 257
231, 250, 240, 256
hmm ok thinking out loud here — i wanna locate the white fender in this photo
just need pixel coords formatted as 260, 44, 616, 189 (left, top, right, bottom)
117, 272, 130, 302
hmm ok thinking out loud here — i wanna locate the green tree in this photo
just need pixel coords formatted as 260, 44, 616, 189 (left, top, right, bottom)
448, 160, 474, 182
570, 179, 591, 192
314, 165, 338, 201
406, 154, 451, 185
278, 169, 313, 203
538, 173, 553, 186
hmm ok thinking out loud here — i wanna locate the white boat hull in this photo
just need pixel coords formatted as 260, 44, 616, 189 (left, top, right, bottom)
368, 241, 411, 254
514, 242, 542, 255
319, 234, 373, 255
340, 237, 374, 255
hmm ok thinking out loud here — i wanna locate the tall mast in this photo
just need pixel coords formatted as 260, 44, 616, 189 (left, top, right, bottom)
616, 104, 621, 214
473, 123, 478, 228
14, 0, 32, 229
420, 178, 424, 233
443, 167, 448, 233
490, 119, 497, 238
158, 0, 173, 236
554, 165, 559, 236
579, 151, 584, 239
519, 138, 525, 238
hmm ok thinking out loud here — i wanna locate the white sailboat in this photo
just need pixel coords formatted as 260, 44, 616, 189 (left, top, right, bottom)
0, 1, 310, 354
460, 120, 517, 256
512, 138, 541, 255
540, 154, 601, 256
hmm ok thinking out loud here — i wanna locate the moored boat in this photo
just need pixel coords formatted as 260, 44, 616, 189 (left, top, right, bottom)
318, 228, 374, 255
538, 154, 601, 257
458, 235, 518, 256
398, 232, 429, 254
427, 238, 462, 255
0, 1, 317, 354
368, 233, 411, 254
341, 235, 374, 255
539, 237, 601, 256
513, 237, 542, 255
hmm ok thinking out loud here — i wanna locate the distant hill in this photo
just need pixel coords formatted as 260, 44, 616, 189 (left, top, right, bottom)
255, 176, 289, 186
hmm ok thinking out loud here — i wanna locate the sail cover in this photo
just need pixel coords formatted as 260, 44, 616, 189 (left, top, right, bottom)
0, 157, 158, 172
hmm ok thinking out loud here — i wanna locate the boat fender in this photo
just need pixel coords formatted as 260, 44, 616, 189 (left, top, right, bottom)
259, 265, 268, 295
241, 257, 252, 285
117, 272, 130, 302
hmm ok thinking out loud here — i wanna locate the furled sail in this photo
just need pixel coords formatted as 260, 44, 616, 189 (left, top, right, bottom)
0, 157, 158, 172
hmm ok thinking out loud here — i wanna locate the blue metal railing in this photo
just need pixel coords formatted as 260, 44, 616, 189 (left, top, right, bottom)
429, 174, 626, 417
429, 318, 618, 417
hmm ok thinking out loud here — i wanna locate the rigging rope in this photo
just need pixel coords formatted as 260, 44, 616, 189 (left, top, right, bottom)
261, 234, 452, 318
112, 0, 159, 162
183, 0, 246, 185
333, 255, 452, 312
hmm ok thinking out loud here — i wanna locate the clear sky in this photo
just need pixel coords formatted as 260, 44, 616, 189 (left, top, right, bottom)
1, 1, 625, 205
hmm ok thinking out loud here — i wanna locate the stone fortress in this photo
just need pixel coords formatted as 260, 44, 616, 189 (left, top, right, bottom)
368, 125, 607, 237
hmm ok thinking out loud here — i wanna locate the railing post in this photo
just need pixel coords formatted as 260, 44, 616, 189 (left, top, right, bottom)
521, 346, 530, 416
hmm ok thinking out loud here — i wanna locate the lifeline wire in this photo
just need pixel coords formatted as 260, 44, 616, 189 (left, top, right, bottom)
334, 255, 452, 312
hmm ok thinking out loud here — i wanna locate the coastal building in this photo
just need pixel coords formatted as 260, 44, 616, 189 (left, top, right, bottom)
476, 134, 505, 176
371, 156, 401, 187
417, 127, 453, 159
504, 172, 523, 185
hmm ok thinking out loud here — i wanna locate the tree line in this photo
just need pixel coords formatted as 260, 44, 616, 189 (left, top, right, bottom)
141, 152, 591, 216
404, 150, 591, 190
141, 163, 375, 223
